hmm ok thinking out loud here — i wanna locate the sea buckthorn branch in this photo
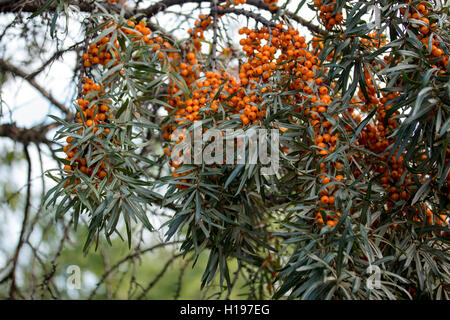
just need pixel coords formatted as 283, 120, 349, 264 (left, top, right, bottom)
22, 0, 448, 299
245, 0, 328, 35
1, 0, 328, 38
46, 16, 179, 251
217, 7, 278, 28
158, 19, 339, 291
265, 2, 449, 299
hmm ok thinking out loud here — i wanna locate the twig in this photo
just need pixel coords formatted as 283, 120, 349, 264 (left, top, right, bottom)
245, 0, 328, 35
8, 144, 32, 299
137, 252, 183, 299
27, 41, 84, 80
40, 220, 72, 299
0, 59, 71, 115
88, 241, 182, 299
218, 7, 277, 28
174, 255, 194, 300
225, 262, 241, 299
0, 1, 327, 35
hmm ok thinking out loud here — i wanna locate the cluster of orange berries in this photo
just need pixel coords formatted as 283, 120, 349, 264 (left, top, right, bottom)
164, 22, 328, 185
310, 89, 342, 228
353, 65, 425, 221
358, 91, 413, 208
160, 8, 448, 232
125, 20, 179, 61
238, 25, 343, 228
123, 20, 151, 41
62, 78, 113, 184
314, 0, 343, 30
400, 2, 448, 72
76, 78, 113, 132
401, 1, 433, 34
263, 0, 278, 11
352, 61, 448, 230
308, 37, 438, 230
82, 39, 119, 68
360, 32, 387, 50
127, 20, 177, 62
419, 35, 448, 73
220, 0, 246, 8
234, 25, 343, 228
187, 14, 214, 50
65, 18, 172, 186
82, 20, 177, 68
162, 14, 226, 185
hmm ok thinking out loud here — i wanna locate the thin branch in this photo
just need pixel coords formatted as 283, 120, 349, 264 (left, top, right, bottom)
40, 220, 72, 299
137, 252, 183, 300
8, 143, 32, 299
0, 0, 108, 14
225, 262, 241, 299
27, 41, 84, 80
217, 7, 277, 28
139, 0, 327, 35
99, 241, 113, 299
0, 122, 57, 145
88, 241, 182, 299
245, 0, 328, 35
0, 0, 327, 35
174, 255, 194, 300
0, 59, 71, 115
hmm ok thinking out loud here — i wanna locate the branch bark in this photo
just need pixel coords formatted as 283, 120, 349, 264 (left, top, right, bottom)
0, 122, 56, 144
0, 0, 327, 35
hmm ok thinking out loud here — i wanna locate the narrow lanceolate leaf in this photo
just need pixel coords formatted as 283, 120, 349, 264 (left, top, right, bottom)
29, 0, 57, 18
378, 64, 418, 75
411, 177, 432, 205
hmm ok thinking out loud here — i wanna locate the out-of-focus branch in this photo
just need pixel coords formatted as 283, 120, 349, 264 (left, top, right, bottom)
137, 252, 183, 299
40, 220, 72, 299
0, 122, 56, 145
173, 255, 194, 300
0, 59, 72, 116
217, 7, 277, 28
140, 0, 327, 35
88, 241, 182, 299
0, 0, 100, 13
245, 0, 328, 35
0, 0, 327, 36
8, 144, 32, 299
27, 41, 84, 80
